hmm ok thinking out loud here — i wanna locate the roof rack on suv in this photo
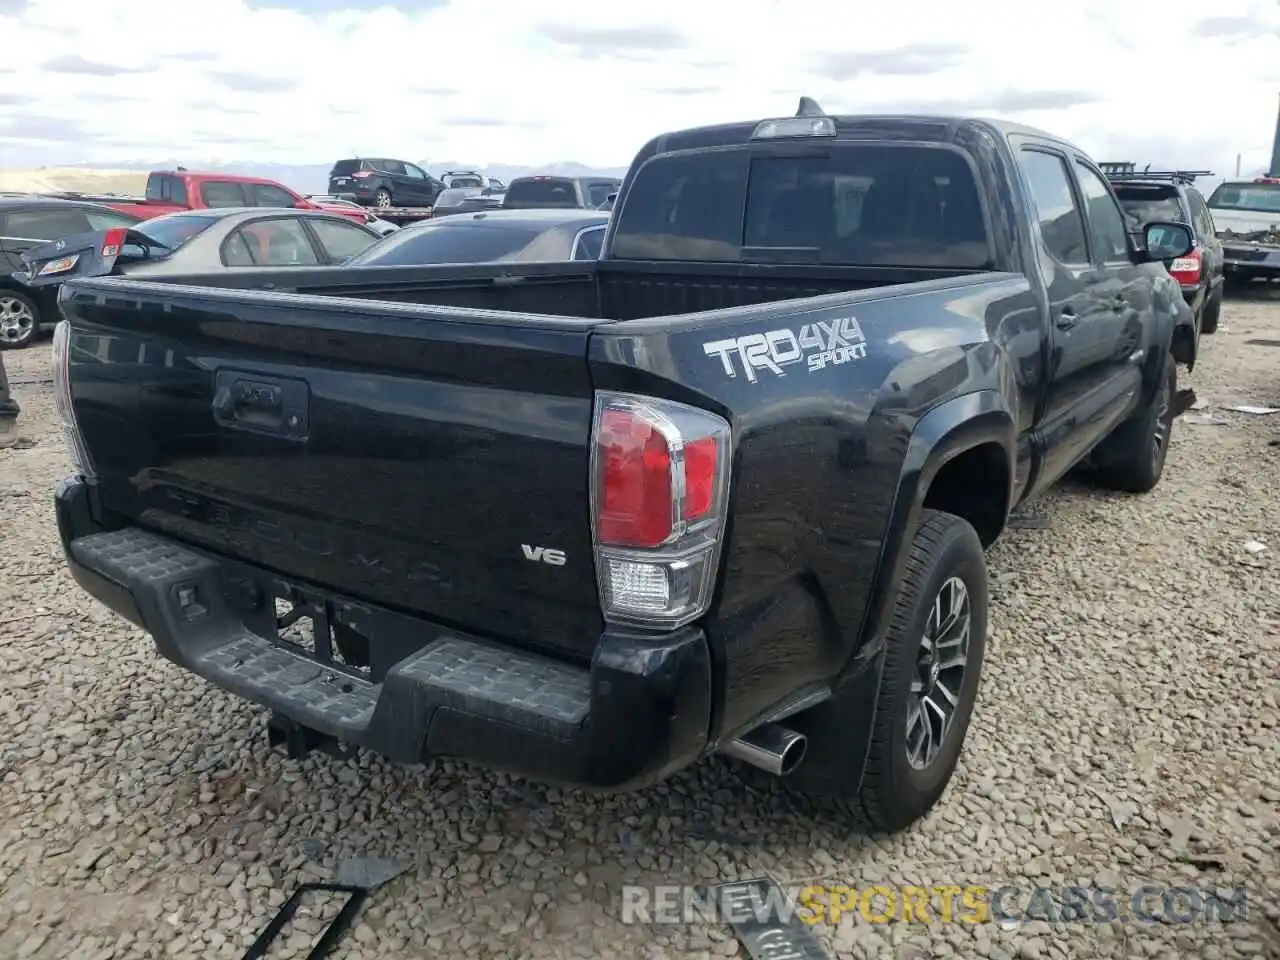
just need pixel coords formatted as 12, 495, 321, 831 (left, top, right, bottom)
1098, 161, 1213, 185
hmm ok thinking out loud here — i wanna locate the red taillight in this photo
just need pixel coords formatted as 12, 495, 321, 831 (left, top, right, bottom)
591, 393, 731, 628
100, 227, 127, 258
352, 171, 373, 179
1169, 249, 1201, 284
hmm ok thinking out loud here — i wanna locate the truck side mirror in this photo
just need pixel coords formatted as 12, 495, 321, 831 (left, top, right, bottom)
1142, 221, 1193, 261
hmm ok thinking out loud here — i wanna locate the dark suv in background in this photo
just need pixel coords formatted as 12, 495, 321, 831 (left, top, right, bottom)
501, 175, 621, 211
1101, 162, 1225, 335
328, 158, 445, 210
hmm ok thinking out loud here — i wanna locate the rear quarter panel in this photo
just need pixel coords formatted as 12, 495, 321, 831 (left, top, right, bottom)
588, 272, 1037, 739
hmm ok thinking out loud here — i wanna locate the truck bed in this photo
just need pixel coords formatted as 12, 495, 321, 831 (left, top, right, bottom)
129, 259, 986, 322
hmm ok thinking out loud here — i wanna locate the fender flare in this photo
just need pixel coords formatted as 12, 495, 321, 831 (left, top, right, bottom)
843, 390, 1015, 680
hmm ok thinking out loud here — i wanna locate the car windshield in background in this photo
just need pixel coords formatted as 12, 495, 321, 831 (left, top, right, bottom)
611, 145, 992, 267
132, 214, 222, 249
1113, 185, 1185, 226
436, 188, 483, 205
505, 179, 579, 207
1207, 182, 1280, 214
344, 221, 548, 266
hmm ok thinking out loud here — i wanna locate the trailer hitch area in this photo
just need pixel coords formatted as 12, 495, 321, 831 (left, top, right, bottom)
266, 713, 359, 762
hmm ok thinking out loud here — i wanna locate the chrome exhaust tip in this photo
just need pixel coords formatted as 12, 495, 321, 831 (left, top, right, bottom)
721, 722, 807, 777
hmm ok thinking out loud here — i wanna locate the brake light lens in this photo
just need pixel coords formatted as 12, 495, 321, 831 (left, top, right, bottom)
352, 171, 373, 179
37, 254, 79, 276
100, 227, 127, 259
51, 321, 97, 480
591, 393, 731, 629
1168, 249, 1202, 284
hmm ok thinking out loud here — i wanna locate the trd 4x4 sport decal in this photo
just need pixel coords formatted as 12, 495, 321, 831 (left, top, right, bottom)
702, 317, 867, 383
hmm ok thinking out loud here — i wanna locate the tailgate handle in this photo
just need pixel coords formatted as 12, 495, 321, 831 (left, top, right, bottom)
212, 372, 309, 440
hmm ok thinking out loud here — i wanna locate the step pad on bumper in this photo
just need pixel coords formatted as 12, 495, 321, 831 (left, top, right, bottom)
69, 528, 592, 758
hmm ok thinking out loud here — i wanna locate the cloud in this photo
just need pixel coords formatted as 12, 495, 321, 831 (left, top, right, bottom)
812, 43, 969, 79
1193, 14, 1263, 37
536, 22, 686, 57
0, 114, 87, 143
647, 85, 720, 96
205, 71, 301, 93
41, 54, 146, 77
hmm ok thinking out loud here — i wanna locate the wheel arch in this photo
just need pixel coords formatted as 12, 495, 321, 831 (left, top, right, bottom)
846, 390, 1014, 680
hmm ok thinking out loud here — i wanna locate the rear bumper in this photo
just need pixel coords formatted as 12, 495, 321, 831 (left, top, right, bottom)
56, 477, 713, 790
1223, 245, 1280, 278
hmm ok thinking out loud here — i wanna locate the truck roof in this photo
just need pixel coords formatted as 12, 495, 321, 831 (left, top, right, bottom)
643, 112, 1074, 158
149, 169, 297, 188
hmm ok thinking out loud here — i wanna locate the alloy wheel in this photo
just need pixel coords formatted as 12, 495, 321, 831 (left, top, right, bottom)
905, 576, 971, 770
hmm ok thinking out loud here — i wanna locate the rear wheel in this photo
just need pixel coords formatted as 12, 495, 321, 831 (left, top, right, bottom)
791, 510, 989, 833
0, 290, 39, 350
1200, 284, 1222, 334
373, 188, 392, 209
1091, 351, 1175, 493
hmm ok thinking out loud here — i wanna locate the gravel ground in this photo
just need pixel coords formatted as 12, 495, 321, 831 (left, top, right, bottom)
1, 298, 1278, 960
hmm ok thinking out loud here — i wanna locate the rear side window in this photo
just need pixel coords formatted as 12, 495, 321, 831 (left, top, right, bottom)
308, 217, 377, 261
2, 208, 93, 240
145, 175, 189, 205
1113, 185, 1186, 227
612, 145, 991, 267
1187, 189, 1216, 237
504, 178, 580, 208
202, 181, 247, 208
346, 222, 545, 266
1073, 162, 1130, 262
585, 182, 616, 207
1017, 150, 1088, 264
573, 226, 604, 259
378, 160, 407, 175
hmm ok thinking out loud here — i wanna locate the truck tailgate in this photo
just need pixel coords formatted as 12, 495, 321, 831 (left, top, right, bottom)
60, 280, 607, 660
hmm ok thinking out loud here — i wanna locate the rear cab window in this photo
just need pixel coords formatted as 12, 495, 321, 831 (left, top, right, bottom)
2, 208, 94, 239
610, 144, 992, 267
504, 178, 581, 208
250, 183, 298, 207
145, 174, 189, 206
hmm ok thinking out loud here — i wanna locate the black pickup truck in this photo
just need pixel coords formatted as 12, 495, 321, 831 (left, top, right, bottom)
52, 102, 1195, 833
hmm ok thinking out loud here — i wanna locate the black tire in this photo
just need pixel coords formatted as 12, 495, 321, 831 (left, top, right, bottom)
0, 289, 40, 350
373, 188, 392, 209
1091, 351, 1175, 494
813, 510, 989, 833
1200, 285, 1222, 334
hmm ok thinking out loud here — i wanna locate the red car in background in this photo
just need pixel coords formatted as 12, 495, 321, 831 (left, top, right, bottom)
50, 170, 377, 226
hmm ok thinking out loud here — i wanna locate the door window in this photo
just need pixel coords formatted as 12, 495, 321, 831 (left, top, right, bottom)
1074, 161, 1131, 262
309, 217, 378, 261
379, 160, 407, 176
1016, 149, 1088, 264
222, 219, 320, 266
404, 164, 427, 180
250, 183, 298, 208
201, 181, 248, 208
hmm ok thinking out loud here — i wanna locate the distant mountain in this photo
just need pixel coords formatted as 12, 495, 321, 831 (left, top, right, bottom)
52, 158, 630, 195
